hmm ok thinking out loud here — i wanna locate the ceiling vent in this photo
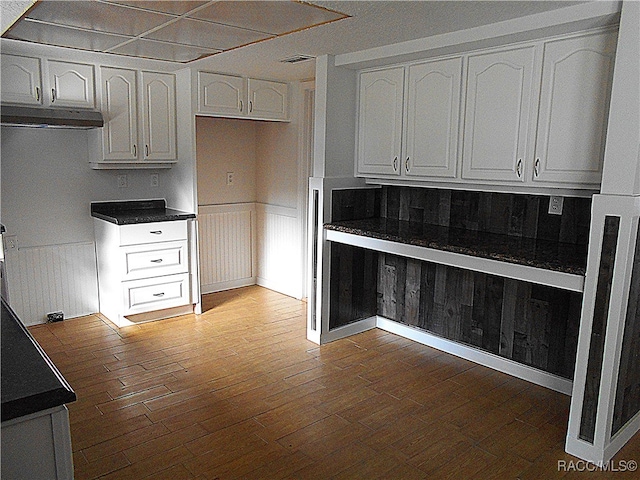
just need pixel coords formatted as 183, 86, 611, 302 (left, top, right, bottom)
280, 54, 315, 64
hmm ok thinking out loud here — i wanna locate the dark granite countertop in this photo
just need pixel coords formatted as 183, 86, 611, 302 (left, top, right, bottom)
325, 218, 587, 276
91, 199, 195, 225
1, 298, 76, 422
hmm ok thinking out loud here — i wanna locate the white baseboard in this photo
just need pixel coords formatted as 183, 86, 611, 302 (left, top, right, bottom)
317, 315, 573, 395
201, 278, 256, 294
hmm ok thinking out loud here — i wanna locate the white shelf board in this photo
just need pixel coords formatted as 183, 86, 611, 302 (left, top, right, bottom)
325, 228, 585, 293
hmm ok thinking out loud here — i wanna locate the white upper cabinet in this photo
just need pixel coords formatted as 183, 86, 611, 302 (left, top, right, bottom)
1, 55, 95, 108
532, 30, 617, 186
100, 67, 138, 161
141, 71, 176, 161
197, 72, 289, 121
461, 46, 537, 183
198, 72, 244, 116
47, 60, 95, 109
91, 67, 176, 168
1, 54, 42, 105
247, 78, 288, 120
405, 58, 462, 178
357, 67, 405, 176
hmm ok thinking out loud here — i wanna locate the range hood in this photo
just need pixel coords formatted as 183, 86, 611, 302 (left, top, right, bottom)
1, 105, 103, 129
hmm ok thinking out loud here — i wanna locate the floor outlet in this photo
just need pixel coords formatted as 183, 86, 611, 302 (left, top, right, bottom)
548, 196, 564, 215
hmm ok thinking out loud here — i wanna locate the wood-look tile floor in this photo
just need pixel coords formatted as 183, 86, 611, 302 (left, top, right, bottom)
30, 285, 640, 479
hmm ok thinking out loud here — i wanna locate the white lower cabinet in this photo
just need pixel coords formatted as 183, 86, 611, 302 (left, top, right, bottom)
95, 220, 191, 326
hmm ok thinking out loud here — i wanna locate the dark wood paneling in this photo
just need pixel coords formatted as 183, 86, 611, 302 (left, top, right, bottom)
329, 188, 381, 330
381, 187, 592, 246
613, 222, 640, 436
376, 254, 581, 379
580, 216, 621, 443
329, 243, 378, 330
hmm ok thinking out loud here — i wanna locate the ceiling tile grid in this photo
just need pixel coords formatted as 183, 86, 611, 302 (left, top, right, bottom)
2, 0, 348, 63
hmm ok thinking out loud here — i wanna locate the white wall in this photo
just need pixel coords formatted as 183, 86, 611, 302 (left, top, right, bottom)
196, 117, 257, 206
1, 127, 177, 248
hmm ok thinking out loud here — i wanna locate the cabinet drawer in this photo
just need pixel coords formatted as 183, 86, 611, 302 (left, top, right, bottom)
123, 273, 190, 314
119, 221, 187, 246
121, 240, 187, 280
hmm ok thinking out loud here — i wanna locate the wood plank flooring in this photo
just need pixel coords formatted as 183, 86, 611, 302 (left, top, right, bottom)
29, 285, 640, 479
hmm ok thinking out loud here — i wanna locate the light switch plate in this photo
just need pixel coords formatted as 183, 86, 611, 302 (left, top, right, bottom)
549, 196, 564, 215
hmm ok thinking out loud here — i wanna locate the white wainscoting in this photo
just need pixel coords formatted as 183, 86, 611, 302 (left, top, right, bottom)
4, 242, 99, 326
197, 204, 256, 294
256, 203, 302, 299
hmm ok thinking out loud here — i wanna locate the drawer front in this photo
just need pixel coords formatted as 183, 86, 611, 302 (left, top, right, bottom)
119, 221, 187, 246
123, 273, 190, 314
122, 241, 188, 280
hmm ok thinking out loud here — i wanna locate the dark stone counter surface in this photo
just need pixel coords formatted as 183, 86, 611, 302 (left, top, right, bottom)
1, 299, 76, 422
91, 199, 195, 225
325, 218, 587, 275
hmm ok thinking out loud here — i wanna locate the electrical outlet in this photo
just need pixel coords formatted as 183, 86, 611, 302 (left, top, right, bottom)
226, 172, 234, 186
150, 173, 159, 187
4, 235, 17, 250
117, 174, 128, 188
548, 195, 564, 215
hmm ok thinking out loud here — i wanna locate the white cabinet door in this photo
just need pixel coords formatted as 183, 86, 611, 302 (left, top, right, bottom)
462, 46, 536, 182
141, 71, 176, 161
357, 67, 405, 176
533, 30, 617, 186
100, 67, 138, 161
197, 72, 244, 116
405, 57, 462, 178
48, 60, 95, 108
247, 78, 288, 120
1, 54, 42, 105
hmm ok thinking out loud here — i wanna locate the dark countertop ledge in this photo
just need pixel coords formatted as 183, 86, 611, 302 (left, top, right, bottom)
325, 218, 587, 276
91, 199, 195, 225
2, 298, 76, 422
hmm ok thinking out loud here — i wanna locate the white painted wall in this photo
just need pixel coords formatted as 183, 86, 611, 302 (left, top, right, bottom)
196, 117, 257, 206
0, 127, 178, 248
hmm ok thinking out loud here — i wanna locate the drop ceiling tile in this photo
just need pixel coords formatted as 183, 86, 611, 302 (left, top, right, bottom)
26, 0, 174, 37
109, 37, 219, 62
5, 19, 131, 52
146, 17, 271, 50
105, 0, 209, 16
191, 0, 346, 35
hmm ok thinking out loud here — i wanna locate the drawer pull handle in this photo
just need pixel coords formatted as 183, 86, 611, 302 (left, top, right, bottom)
150, 230, 162, 235
150, 259, 163, 263
153, 292, 165, 297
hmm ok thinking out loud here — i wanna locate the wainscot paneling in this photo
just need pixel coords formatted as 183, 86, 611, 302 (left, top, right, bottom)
256, 203, 302, 299
198, 204, 255, 294
4, 242, 99, 326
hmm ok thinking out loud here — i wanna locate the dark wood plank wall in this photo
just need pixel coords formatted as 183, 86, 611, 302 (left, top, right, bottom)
613, 222, 640, 436
328, 186, 588, 381
382, 186, 592, 245
329, 189, 381, 329
580, 216, 621, 443
377, 253, 582, 379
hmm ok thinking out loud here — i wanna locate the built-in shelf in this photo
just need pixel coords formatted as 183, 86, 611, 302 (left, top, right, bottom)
324, 218, 587, 292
